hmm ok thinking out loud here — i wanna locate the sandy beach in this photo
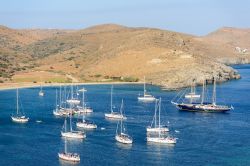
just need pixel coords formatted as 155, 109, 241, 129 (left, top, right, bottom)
0, 82, 143, 91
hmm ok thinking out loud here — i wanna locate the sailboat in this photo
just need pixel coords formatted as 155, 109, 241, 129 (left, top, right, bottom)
147, 99, 176, 144
115, 100, 133, 144
185, 81, 200, 99
172, 78, 233, 112
53, 89, 63, 116
194, 78, 233, 112
138, 76, 156, 102
76, 114, 97, 129
105, 85, 127, 120
58, 138, 80, 162
66, 84, 80, 105
76, 88, 93, 113
11, 88, 29, 123
147, 98, 169, 132
39, 85, 44, 96
55, 85, 74, 116
61, 99, 86, 139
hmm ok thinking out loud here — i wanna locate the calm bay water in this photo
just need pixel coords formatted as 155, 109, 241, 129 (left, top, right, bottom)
0, 65, 250, 166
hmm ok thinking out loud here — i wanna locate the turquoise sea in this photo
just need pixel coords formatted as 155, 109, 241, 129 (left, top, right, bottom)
0, 65, 250, 166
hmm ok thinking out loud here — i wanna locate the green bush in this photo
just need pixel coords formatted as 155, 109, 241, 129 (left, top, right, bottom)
122, 77, 139, 82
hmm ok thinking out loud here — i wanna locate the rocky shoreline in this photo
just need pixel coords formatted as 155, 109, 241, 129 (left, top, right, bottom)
149, 61, 241, 90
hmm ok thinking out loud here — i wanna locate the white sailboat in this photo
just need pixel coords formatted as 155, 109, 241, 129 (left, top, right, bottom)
66, 84, 80, 105
115, 100, 132, 144
138, 76, 156, 102
76, 88, 93, 113
147, 98, 176, 144
53, 89, 61, 116
39, 85, 44, 96
61, 99, 86, 139
11, 88, 29, 123
76, 114, 97, 129
58, 138, 80, 162
147, 98, 169, 132
105, 85, 127, 120
61, 117, 86, 139
185, 81, 200, 99
53, 86, 72, 117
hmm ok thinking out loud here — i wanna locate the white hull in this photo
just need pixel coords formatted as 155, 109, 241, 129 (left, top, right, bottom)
61, 131, 86, 139
58, 153, 80, 162
39, 91, 44, 96
66, 99, 80, 105
105, 113, 127, 120
53, 108, 74, 116
147, 137, 176, 144
138, 96, 156, 102
53, 110, 62, 116
147, 127, 169, 132
185, 93, 200, 99
76, 107, 93, 113
115, 134, 132, 144
11, 116, 29, 123
76, 122, 97, 129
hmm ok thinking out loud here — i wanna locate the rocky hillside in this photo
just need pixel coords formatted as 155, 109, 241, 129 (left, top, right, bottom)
0, 24, 249, 89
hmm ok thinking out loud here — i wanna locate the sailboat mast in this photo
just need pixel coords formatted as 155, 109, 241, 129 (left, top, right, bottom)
144, 76, 146, 96
82, 89, 85, 109
70, 111, 72, 132
56, 89, 58, 109
16, 88, 19, 115
71, 83, 73, 99
121, 100, 123, 133
111, 85, 113, 113
64, 118, 67, 132
201, 79, 205, 104
59, 85, 62, 108
158, 98, 161, 138
154, 99, 157, 128
65, 137, 67, 153
212, 77, 217, 105
116, 120, 119, 135
159, 98, 161, 130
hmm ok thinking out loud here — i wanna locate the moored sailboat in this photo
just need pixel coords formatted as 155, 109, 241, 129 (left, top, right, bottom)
76, 88, 93, 114
115, 100, 132, 144
11, 88, 29, 123
172, 78, 233, 113
147, 98, 176, 144
147, 98, 169, 132
105, 85, 127, 120
76, 114, 97, 129
58, 138, 80, 162
138, 76, 156, 102
39, 85, 44, 96
185, 81, 200, 99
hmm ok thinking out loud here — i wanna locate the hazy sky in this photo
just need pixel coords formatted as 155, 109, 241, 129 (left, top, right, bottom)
0, 0, 249, 35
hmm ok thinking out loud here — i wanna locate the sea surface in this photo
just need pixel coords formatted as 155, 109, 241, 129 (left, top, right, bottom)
0, 65, 250, 166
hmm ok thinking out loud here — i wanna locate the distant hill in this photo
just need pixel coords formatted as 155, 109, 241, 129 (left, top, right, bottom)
0, 24, 249, 89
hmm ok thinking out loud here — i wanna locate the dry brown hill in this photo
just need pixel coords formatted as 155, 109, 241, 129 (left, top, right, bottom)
1, 24, 249, 89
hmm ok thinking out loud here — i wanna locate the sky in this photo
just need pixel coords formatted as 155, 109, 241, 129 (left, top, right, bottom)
0, 0, 249, 35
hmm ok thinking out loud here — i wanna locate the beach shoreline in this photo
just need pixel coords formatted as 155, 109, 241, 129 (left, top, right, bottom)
0, 82, 143, 91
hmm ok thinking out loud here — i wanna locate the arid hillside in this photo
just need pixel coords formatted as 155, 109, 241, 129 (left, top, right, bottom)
0, 24, 249, 89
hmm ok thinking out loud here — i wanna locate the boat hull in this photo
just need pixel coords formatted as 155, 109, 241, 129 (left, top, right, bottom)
115, 134, 133, 144
105, 113, 127, 120
76, 122, 97, 129
138, 96, 156, 102
61, 131, 86, 139
147, 137, 176, 144
11, 116, 29, 123
175, 103, 232, 113
58, 153, 80, 162
147, 127, 169, 132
